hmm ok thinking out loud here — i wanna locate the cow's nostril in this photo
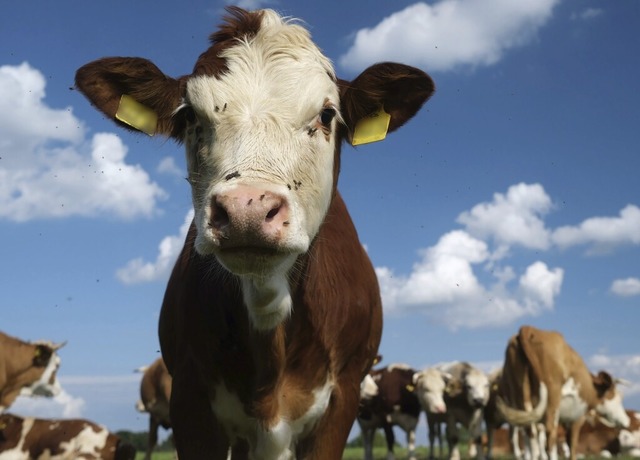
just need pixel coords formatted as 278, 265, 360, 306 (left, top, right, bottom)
265, 206, 280, 222
212, 203, 230, 229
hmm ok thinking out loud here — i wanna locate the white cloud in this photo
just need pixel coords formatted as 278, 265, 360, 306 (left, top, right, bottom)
116, 209, 194, 284
377, 230, 563, 330
552, 204, 640, 253
571, 8, 603, 21
0, 62, 166, 222
157, 156, 183, 177
11, 389, 85, 419
339, 0, 559, 72
611, 277, 640, 298
457, 182, 553, 252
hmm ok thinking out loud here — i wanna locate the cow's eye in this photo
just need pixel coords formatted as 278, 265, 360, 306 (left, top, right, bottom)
319, 107, 336, 126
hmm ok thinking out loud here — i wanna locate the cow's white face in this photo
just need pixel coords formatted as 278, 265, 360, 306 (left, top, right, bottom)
464, 368, 490, 409
20, 353, 62, 398
182, 12, 339, 329
413, 368, 447, 413
596, 389, 630, 428
360, 374, 379, 401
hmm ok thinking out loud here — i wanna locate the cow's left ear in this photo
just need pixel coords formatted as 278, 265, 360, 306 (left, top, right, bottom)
75, 57, 185, 138
593, 371, 614, 396
338, 62, 434, 144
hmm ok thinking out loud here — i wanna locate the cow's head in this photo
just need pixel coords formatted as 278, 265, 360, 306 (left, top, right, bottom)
412, 368, 448, 414
593, 371, 630, 428
20, 341, 65, 398
75, 7, 434, 330
359, 374, 379, 401
462, 366, 490, 409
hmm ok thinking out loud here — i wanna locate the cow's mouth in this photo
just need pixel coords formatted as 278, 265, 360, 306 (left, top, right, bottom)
215, 246, 295, 276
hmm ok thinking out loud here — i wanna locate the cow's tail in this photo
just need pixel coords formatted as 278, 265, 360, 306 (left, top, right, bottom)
496, 382, 548, 426
114, 440, 137, 460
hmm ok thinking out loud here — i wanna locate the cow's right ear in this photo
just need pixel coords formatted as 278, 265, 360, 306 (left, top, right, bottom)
338, 62, 434, 145
33, 345, 53, 367
75, 57, 185, 138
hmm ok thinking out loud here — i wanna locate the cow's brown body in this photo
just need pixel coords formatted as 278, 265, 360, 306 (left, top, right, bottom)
0, 331, 63, 412
497, 325, 629, 460
75, 7, 434, 459
0, 413, 136, 460
136, 358, 172, 460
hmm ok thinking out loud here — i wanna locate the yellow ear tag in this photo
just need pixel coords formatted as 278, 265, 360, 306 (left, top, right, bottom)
115, 94, 158, 136
352, 107, 391, 146
405, 384, 415, 392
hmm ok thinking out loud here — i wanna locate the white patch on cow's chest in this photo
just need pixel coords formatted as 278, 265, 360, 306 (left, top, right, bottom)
211, 379, 333, 459
558, 377, 588, 422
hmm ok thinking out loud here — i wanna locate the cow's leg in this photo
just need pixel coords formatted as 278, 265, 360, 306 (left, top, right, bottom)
446, 420, 460, 460
406, 428, 417, 460
510, 426, 524, 460
144, 417, 159, 460
383, 422, 396, 460
427, 418, 436, 459
567, 418, 585, 460
296, 379, 361, 459
545, 408, 560, 460
485, 424, 495, 460
170, 368, 229, 459
362, 426, 375, 460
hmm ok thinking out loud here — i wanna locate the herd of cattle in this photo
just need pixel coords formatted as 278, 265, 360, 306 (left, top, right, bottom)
2, 325, 639, 460
3, 6, 640, 460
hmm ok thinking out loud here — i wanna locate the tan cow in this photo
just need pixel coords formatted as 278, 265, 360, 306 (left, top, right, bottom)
497, 325, 630, 460
0, 330, 64, 412
135, 358, 172, 460
412, 366, 449, 459
75, 6, 434, 459
0, 413, 136, 459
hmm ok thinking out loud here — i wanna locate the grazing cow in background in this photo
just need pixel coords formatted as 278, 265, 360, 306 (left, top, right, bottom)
567, 410, 640, 457
439, 362, 490, 460
0, 330, 64, 412
0, 413, 136, 460
358, 364, 422, 460
497, 325, 630, 460
412, 367, 449, 459
135, 358, 173, 460
75, 7, 434, 459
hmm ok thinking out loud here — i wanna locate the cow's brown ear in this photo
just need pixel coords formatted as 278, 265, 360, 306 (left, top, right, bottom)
75, 57, 185, 138
593, 371, 614, 396
33, 345, 53, 367
339, 62, 434, 144
445, 379, 462, 397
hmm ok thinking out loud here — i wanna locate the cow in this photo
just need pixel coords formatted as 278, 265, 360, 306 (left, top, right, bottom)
0, 330, 64, 412
562, 410, 640, 458
75, 7, 434, 459
437, 362, 491, 460
0, 413, 136, 460
135, 358, 173, 460
496, 325, 630, 460
357, 364, 422, 460
412, 366, 449, 459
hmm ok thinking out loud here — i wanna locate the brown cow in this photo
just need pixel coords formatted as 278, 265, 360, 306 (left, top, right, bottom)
75, 7, 434, 459
497, 325, 630, 460
0, 330, 64, 412
135, 358, 172, 460
357, 364, 422, 460
0, 413, 136, 459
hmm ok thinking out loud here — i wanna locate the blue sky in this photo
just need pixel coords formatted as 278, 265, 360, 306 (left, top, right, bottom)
2, 0, 639, 442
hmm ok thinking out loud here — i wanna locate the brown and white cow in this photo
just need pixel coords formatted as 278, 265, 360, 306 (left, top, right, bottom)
135, 358, 172, 460
412, 366, 449, 459
75, 7, 434, 459
357, 364, 422, 460
497, 325, 630, 460
438, 362, 491, 460
0, 413, 136, 460
0, 331, 64, 412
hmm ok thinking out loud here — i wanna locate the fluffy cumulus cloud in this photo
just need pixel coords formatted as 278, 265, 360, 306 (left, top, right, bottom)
339, 0, 560, 72
116, 209, 194, 284
552, 204, 640, 253
378, 229, 564, 330
611, 277, 640, 298
11, 389, 85, 419
0, 62, 166, 222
